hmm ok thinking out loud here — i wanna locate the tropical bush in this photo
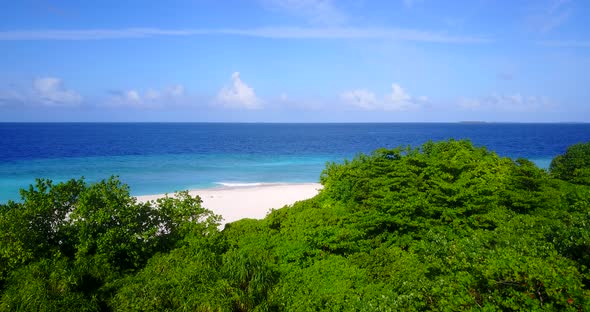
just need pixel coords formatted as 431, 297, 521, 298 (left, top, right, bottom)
550, 141, 590, 185
1, 140, 589, 311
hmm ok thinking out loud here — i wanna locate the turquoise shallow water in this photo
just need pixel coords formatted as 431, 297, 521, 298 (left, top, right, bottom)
1, 123, 588, 203
0, 153, 335, 201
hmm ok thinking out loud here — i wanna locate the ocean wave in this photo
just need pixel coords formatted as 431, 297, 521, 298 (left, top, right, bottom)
214, 182, 278, 187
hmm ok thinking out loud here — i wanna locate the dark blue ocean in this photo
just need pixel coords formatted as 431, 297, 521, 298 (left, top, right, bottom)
1, 123, 589, 203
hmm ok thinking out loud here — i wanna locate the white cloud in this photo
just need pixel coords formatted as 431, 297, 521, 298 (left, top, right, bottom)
341, 89, 378, 110
0, 27, 491, 44
388, 83, 413, 110
459, 94, 553, 112
124, 90, 141, 102
107, 85, 186, 108
341, 83, 426, 111
32, 77, 82, 106
225, 27, 490, 43
167, 85, 185, 97
217, 72, 261, 109
261, 0, 346, 25
0, 77, 81, 107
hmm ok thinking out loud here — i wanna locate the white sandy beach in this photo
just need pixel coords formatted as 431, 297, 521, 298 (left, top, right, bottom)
136, 183, 323, 226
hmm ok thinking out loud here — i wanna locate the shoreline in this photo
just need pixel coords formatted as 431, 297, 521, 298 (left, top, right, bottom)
135, 182, 323, 227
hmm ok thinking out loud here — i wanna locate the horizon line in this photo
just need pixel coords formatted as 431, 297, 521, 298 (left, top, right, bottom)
1, 121, 588, 124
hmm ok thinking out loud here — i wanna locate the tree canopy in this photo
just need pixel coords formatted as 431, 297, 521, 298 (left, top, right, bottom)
1, 139, 589, 311
550, 141, 590, 185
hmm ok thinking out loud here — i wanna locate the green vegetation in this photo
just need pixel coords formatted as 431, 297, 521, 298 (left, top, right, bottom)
550, 141, 590, 185
1, 140, 589, 311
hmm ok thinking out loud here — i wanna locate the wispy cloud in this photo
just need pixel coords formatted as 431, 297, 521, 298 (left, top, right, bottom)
227, 27, 491, 43
0, 89, 25, 106
0, 28, 202, 40
0, 77, 81, 107
33, 77, 82, 106
217, 72, 262, 110
261, 0, 346, 25
403, 0, 424, 8
105, 85, 186, 108
537, 40, 590, 47
0, 27, 491, 43
527, 0, 573, 33
341, 89, 378, 110
459, 94, 554, 112
341, 83, 427, 111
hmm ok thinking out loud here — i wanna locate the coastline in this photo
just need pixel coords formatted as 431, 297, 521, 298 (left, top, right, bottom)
135, 182, 323, 227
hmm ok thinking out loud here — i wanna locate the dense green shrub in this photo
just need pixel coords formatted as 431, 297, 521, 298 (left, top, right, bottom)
0, 177, 220, 310
550, 141, 590, 185
1, 140, 589, 311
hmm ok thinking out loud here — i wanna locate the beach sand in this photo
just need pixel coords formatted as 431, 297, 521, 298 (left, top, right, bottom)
136, 183, 323, 227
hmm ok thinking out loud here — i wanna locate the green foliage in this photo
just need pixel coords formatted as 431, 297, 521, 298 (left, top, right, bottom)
0, 257, 101, 312
550, 141, 590, 185
112, 243, 229, 311
266, 139, 589, 310
0, 177, 220, 310
1, 140, 590, 311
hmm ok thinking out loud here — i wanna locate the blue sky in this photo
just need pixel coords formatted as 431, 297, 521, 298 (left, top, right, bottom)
0, 0, 589, 122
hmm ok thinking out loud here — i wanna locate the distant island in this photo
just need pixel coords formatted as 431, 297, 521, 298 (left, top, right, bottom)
458, 120, 488, 124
